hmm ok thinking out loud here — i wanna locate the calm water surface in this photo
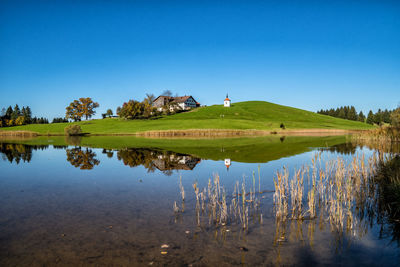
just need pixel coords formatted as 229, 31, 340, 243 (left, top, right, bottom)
0, 136, 399, 266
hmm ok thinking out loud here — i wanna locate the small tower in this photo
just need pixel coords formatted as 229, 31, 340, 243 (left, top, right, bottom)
224, 94, 231, 107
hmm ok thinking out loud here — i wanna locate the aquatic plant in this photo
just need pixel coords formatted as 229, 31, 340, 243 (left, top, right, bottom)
272, 144, 398, 246
184, 174, 266, 230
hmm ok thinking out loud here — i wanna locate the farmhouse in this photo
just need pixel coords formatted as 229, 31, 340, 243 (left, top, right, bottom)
152, 95, 200, 112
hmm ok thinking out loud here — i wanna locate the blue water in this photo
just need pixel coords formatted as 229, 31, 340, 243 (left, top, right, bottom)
0, 139, 398, 266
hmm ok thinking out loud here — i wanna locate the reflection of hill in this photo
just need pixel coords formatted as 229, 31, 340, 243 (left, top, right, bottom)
2, 135, 349, 164
116, 148, 201, 174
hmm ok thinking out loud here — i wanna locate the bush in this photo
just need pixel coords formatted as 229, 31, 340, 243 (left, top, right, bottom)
280, 123, 285, 129
64, 125, 82, 136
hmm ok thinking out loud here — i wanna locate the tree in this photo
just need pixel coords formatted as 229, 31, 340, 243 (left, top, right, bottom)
24, 106, 32, 123
366, 110, 374, 125
11, 104, 20, 120
106, 109, 113, 118
79, 97, 99, 120
382, 109, 391, 124
118, 100, 144, 119
66, 100, 82, 121
5, 106, 13, 119
15, 116, 26, 126
358, 111, 366, 122
143, 94, 156, 118
162, 90, 172, 96
25, 106, 32, 119
338, 108, 346, 119
1, 108, 6, 117
348, 106, 357, 121
65, 98, 99, 121
391, 108, 400, 128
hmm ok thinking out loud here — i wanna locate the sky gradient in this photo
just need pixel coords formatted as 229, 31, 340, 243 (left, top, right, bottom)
1, 0, 399, 119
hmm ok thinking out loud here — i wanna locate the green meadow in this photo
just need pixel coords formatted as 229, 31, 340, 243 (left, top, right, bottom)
0, 101, 373, 135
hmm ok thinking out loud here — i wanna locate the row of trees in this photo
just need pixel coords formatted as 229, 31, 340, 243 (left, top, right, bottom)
317, 106, 394, 125
117, 94, 159, 119
0, 105, 49, 127
52, 117, 69, 123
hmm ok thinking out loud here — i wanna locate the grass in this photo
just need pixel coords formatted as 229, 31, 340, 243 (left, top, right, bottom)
0, 135, 348, 163
0, 101, 373, 135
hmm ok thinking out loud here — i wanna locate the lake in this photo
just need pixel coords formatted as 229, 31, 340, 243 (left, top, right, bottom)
0, 135, 399, 266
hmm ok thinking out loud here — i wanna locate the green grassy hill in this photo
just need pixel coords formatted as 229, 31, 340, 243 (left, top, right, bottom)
0, 101, 373, 135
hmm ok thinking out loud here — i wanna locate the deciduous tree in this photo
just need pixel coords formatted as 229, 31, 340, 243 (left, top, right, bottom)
106, 109, 113, 118
65, 98, 99, 121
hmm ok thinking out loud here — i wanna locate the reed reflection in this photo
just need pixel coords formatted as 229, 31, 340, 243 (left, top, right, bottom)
174, 144, 400, 250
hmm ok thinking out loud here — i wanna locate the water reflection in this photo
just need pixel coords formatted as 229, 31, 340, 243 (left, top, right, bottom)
175, 148, 400, 252
319, 142, 358, 155
0, 143, 48, 163
65, 135, 82, 146
117, 148, 201, 175
66, 147, 100, 170
0, 142, 201, 174
0, 138, 399, 265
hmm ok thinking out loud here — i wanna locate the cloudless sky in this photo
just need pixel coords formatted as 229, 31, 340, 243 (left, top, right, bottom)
1, 0, 399, 119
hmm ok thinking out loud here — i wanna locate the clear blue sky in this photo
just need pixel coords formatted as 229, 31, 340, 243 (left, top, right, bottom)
1, 0, 399, 119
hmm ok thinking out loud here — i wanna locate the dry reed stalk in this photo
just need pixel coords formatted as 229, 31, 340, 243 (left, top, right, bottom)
179, 176, 185, 201
140, 129, 270, 137
272, 147, 393, 241
0, 131, 38, 137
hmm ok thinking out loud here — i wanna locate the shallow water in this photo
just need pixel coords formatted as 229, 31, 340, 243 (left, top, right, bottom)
0, 136, 399, 266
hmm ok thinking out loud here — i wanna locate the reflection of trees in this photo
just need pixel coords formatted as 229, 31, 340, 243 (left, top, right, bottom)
102, 149, 114, 158
272, 151, 400, 249
0, 143, 48, 164
319, 142, 357, 155
66, 147, 100, 170
117, 148, 200, 175
374, 155, 400, 245
64, 136, 82, 146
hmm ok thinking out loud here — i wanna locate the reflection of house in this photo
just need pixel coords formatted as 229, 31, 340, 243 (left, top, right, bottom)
152, 95, 200, 112
153, 154, 201, 171
224, 158, 231, 170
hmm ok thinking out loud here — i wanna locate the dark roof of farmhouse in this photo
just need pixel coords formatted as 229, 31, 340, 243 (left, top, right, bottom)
154, 95, 194, 103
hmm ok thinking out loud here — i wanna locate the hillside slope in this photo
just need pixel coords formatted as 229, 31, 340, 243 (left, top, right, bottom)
0, 101, 373, 135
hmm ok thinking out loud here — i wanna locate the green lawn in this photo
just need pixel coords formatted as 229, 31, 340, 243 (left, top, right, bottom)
0, 101, 373, 135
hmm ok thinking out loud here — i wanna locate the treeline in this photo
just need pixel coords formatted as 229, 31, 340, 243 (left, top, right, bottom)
117, 94, 161, 120
317, 106, 394, 125
0, 105, 49, 127
52, 117, 69, 123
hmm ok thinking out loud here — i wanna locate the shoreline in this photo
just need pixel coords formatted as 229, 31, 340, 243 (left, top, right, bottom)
0, 128, 366, 139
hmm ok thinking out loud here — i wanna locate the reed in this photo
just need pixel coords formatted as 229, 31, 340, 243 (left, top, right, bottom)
140, 129, 271, 137
273, 147, 393, 240
179, 175, 185, 202
180, 173, 267, 230
0, 130, 38, 137
352, 126, 400, 143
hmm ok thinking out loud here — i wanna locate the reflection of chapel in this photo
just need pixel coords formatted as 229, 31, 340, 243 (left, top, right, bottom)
224, 158, 231, 170
224, 94, 231, 107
